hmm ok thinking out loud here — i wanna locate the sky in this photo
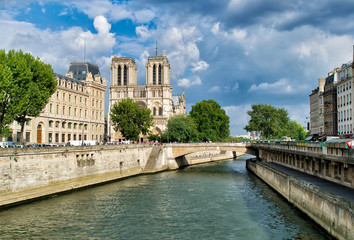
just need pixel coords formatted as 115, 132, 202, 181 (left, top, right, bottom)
1, 0, 354, 135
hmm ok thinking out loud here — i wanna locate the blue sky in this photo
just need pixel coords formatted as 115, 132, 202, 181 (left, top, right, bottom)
1, 0, 354, 135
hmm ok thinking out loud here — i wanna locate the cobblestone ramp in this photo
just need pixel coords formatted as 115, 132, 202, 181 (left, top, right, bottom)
143, 146, 162, 173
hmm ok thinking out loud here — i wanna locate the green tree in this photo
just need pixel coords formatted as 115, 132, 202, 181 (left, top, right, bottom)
0, 56, 17, 137
5, 49, 56, 144
189, 99, 230, 141
244, 104, 289, 139
110, 98, 154, 141
163, 115, 198, 143
0, 49, 56, 142
285, 120, 307, 140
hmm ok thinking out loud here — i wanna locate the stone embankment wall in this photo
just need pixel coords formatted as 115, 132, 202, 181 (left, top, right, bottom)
0, 145, 236, 208
0, 145, 154, 208
246, 160, 353, 240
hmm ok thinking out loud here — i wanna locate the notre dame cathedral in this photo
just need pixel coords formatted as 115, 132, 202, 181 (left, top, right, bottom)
108, 52, 185, 142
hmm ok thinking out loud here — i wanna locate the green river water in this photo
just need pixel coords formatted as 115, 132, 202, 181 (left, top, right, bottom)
0, 155, 328, 239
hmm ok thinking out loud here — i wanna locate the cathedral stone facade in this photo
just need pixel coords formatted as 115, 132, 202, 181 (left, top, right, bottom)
108, 53, 185, 142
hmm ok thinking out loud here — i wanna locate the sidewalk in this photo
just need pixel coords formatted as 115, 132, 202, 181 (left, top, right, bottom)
263, 162, 354, 202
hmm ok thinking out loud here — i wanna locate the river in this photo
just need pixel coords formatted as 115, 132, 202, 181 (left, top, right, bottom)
0, 155, 328, 239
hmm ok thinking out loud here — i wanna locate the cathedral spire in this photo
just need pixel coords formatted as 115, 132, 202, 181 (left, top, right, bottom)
155, 41, 158, 56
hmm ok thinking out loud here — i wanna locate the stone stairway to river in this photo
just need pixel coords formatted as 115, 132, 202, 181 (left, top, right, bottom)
143, 146, 162, 173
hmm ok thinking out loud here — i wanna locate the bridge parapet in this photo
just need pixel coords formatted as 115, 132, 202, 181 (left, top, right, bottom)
164, 142, 257, 159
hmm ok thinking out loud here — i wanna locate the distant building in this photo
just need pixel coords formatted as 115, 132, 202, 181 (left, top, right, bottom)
7, 61, 107, 144
336, 61, 354, 136
108, 53, 185, 142
323, 72, 338, 135
309, 46, 354, 137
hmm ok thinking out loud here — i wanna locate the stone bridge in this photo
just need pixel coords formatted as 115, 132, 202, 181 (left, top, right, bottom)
163, 143, 258, 168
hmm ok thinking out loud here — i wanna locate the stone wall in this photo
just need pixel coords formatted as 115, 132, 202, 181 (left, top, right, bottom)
0, 145, 154, 208
246, 160, 353, 240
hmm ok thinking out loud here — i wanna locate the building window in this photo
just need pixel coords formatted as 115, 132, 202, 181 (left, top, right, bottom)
74, 123, 77, 129
118, 65, 121, 85
124, 65, 127, 86
153, 64, 156, 84
55, 133, 59, 143
159, 107, 162, 115
68, 122, 72, 129
158, 64, 162, 84
49, 120, 53, 128
48, 133, 52, 143
62, 134, 65, 143
68, 134, 71, 141
63, 106, 65, 115
153, 107, 156, 115
84, 124, 87, 130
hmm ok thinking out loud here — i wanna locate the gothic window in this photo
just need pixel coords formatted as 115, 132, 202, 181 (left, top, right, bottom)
158, 65, 162, 84
153, 107, 156, 115
159, 107, 162, 115
118, 65, 121, 85
124, 65, 127, 86
153, 64, 156, 84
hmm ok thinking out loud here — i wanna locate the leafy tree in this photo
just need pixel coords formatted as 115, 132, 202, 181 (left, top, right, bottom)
244, 104, 289, 139
0, 49, 56, 142
5, 49, 57, 144
0, 55, 17, 137
189, 99, 230, 141
285, 120, 306, 140
110, 98, 154, 141
163, 115, 198, 143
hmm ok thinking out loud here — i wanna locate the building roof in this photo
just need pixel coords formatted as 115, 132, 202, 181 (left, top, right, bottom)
68, 61, 100, 81
54, 73, 85, 86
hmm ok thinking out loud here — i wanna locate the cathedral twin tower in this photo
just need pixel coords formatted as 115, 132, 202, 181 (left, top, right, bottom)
108, 53, 185, 142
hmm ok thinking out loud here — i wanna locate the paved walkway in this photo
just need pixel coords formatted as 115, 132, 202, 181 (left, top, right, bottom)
263, 162, 354, 202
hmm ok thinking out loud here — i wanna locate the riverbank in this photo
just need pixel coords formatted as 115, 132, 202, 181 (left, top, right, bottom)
0, 145, 235, 209
246, 159, 353, 240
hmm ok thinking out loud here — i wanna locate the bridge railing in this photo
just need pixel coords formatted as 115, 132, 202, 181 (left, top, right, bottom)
252, 140, 354, 158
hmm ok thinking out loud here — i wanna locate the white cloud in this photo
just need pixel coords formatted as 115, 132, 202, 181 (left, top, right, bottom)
134, 9, 155, 23
191, 61, 209, 72
209, 86, 221, 93
0, 18, 115, 75
248, 78, 308, 95
136, 25, 151, 41
93, 15, 111, 35
177, 76, 202, 87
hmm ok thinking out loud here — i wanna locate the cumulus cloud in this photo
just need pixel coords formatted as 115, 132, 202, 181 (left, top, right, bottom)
177, 76, 202, 88
0, 17, 115, 75
248, 78, 308, 95
94, 15, 111, 35
191, 61, 209, 72
136, 25, 151, 41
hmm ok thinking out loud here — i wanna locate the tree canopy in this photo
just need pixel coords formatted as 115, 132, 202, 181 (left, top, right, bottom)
162, 115, 198, 143
110, 98, 154, 141
244, 104, 306, 140
0, 49, 56, 141
189, 99, 230, 141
